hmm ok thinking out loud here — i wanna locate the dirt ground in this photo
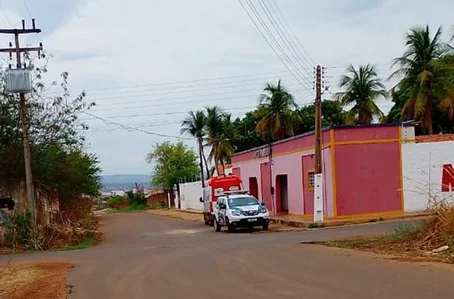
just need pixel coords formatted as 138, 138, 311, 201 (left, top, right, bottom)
0, 261, 72, 299
146, 209, 305, 233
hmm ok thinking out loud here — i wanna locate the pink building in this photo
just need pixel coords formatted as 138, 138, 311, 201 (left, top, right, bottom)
231, 124, 404, 219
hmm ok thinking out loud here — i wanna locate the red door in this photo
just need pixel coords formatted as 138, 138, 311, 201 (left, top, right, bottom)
260, 162, 272, 212
249, 177, 259, 200
302, 155, 315, 215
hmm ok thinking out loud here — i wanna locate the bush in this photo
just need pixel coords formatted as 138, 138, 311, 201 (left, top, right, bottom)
1, 211, 45, 251
126, 191, 146, 206
107, 196, 127, 208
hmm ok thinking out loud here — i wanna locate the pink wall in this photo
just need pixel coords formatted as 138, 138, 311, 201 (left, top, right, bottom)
335, 142, 402, 216
260, 162, 272, 212
231, 129, 332, 164
334, 125, 398, 142
233, 147, 334, 216
301, 154, 314, 215
322, 147, 334, 217
271, 152, 305, 215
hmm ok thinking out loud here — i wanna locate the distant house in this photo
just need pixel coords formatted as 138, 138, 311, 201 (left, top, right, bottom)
110, 190, 125, 197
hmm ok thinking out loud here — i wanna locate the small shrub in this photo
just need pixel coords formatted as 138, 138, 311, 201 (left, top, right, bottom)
107, 196, 127, 208
369, 218, 378, 223
308, 223, 324, 229
389, 223, 417, 242
1, 211, 45, 251
126, 191, 146, 206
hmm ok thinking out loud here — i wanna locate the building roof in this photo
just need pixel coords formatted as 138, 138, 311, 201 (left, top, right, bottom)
416, 134, 454, 143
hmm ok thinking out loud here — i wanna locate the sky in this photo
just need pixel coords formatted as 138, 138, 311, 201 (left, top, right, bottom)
1, 0, 453, 175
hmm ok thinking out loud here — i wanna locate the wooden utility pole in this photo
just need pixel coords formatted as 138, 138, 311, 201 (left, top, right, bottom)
314, 65, 322, 174
0, 20, 43, 221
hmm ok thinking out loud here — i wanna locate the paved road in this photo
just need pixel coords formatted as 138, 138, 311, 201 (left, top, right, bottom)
2, 213, 453, 298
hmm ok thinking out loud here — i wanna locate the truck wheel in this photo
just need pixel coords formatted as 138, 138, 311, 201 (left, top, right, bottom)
214, 220, 221, 232
226, 218, 234, 233
262, 223, 269, 231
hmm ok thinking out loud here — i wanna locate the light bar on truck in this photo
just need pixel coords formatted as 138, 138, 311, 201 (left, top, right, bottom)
221, 190, 250, 196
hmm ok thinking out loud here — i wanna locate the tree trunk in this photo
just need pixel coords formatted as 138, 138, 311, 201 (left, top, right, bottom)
198, 137, 206, 188
202, 150, 209, 179
425, 93, 434, 135
221, 159, 226, 177
176, 183, 181, 209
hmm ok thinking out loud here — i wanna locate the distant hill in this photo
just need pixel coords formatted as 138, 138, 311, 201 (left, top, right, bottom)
101, 174, 151, 191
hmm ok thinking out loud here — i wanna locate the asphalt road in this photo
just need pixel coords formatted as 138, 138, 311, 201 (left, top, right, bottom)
3, 213, 453, 298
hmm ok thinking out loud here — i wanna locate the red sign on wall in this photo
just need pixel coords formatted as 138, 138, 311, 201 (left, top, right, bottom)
441, 164, 454, 192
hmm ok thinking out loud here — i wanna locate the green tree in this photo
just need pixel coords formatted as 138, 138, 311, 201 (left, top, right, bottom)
256, 80, 300, 141
216, 114, 236, 174
146, 141, 199, 191
0, 58, 101, 210
337, 64, 387, 125
231, 110, 267, 153
390, 25, 454, 134
180, 110, 209, 183
295, 100, 346, 134
205, 106, 225, 167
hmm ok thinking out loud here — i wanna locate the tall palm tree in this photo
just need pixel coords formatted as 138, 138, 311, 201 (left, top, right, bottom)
337, 64, 387, 125
205, 106, 225, 168
217, 114, 236, 175
180, 110, 209, 184
390, 25, 454, 134
256, 80, 300, 141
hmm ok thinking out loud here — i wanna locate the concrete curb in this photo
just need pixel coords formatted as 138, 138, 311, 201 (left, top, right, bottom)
270, 213, 429, 229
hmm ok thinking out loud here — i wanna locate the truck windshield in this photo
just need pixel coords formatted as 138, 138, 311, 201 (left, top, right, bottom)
228, 197, 258, 207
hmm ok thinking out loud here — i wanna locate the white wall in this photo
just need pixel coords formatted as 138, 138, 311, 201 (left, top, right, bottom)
179, 181, 203, 211
402, 140, 454, 212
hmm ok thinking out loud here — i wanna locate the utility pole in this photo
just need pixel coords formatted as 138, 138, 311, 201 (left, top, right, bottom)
313, 65, 324, 222
314, 65, 322, 174
0, 20, 43, 222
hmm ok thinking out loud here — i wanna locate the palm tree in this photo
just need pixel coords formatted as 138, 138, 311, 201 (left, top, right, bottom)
337, 64, 387, 125
217, 114, 236, 175
390, 25, 454, 134
205, 106, 225, 168
256, 80, 300, 141
180, 110, 209, 185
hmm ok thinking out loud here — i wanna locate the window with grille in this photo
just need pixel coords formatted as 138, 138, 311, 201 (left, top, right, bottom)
308, 171, 315, 191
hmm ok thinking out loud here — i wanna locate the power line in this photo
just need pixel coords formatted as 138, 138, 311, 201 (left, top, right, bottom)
237, 0, 311, 90
269, 0, 316, 65
0, 4, 13, 27
258, 0, 313, 73
43, 68, 306, 95
57, 74, 306, 99
81, 105, 257, 121
82, 111, 192, 140
22, 0, 33, 19
243, 0, 314, 87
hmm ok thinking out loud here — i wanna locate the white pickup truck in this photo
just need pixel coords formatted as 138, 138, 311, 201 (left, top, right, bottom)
212, 190, 270, 233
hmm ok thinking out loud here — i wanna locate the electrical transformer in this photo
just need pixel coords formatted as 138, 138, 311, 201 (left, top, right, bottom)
5, 69, 32, 93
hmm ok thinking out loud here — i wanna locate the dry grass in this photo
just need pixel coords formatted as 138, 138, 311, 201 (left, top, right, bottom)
324, 204, 454, 264
0, 261, 72, 299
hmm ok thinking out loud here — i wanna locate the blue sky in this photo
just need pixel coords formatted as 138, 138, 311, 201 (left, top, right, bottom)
1, 0, 454, 175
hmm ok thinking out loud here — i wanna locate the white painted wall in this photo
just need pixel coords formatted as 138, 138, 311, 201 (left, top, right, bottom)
179, 181, 203, 211
402, 140, 454, 212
